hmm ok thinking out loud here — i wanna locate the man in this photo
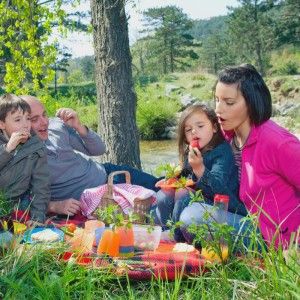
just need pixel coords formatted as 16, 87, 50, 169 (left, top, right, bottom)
22, 96, 158, 216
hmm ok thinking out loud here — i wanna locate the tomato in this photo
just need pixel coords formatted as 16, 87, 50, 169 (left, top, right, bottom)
165, 178, 177, 185
67, 223, 77, 233
190, 139, 199, 149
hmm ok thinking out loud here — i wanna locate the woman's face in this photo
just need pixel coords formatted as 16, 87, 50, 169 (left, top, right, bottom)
215, 82, 250, 133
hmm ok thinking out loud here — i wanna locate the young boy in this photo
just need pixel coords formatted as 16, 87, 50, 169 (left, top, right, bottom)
0, 94, 50, 223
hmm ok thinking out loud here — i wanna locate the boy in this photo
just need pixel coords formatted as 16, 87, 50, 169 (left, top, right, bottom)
0, 94, 50, 223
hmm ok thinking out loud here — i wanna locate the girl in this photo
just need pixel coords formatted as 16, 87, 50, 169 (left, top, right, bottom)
154, 104, 247, 241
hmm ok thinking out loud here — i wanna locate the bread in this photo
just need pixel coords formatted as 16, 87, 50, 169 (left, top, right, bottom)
31, 229, 60, 242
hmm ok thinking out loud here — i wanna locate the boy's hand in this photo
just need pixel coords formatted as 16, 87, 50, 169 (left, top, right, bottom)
188, 145, 205, 179
6, 130, 30, 152
56, 108, 87, 136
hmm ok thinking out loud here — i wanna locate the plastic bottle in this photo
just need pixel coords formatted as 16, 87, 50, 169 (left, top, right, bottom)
213, 194, 229, 224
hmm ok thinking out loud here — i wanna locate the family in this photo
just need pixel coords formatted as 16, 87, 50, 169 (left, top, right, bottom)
1, 64, 299, 250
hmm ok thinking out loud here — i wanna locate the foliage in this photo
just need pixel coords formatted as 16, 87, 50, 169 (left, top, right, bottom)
136, 85, 180, 140
155, 163, 181, 179
0, 0, 65, 93
227, 0, 278, 75
140, 5, 199, 75
48, 82, 97, 105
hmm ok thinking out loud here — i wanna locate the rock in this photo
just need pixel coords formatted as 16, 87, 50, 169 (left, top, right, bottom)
165, 84, 181, 96
180, 93, 198, 107
166, 130, 177, 139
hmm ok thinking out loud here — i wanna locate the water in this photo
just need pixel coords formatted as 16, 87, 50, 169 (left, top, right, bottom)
140, 140, 178, 174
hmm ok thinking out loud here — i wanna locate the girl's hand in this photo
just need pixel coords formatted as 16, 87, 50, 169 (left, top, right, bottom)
188, 145, 205, 179
6, 130, 30, 152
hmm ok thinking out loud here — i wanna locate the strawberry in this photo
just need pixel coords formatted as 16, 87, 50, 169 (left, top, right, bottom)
190, 139, 199, 149
67, 223, 77, 233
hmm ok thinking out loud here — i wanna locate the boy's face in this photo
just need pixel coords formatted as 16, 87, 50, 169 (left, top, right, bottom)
0, 109, 31, 138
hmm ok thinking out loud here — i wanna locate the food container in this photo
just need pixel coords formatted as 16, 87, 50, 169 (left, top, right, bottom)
132, 224, 162, 251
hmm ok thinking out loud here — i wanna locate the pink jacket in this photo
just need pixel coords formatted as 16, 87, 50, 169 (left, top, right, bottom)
227, 120, 300, 248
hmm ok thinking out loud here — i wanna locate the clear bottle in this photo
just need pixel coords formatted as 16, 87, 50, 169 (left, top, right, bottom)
213, 194, 229, 224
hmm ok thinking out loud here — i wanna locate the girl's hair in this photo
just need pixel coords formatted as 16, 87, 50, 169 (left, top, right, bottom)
216, 63, 272, 125
0, 94, 31, 122
177, 103, 224, 165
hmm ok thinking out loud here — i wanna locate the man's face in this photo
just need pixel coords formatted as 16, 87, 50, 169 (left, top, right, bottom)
28, 100, 49, 141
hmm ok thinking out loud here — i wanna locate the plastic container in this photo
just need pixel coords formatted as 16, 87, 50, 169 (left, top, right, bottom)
213, 194, 229, 224
132, 224, 162, 251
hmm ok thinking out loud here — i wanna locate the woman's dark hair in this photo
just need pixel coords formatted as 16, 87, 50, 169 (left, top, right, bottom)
177, 103, 224, 165
216, 64, 272, 125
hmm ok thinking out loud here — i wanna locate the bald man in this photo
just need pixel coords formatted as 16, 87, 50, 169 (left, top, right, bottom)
21, 96, 159, 216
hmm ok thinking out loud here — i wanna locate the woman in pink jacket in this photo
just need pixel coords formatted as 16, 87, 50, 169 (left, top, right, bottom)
215, 63, 300, 249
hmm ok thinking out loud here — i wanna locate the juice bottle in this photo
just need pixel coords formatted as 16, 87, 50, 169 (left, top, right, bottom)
213, 194, 229, 223
117, 226, 134, 258
97, 228, 113, 255
107, 230, 120, 257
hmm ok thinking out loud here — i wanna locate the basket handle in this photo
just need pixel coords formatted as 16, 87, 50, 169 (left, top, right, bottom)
107, 171, 131, 196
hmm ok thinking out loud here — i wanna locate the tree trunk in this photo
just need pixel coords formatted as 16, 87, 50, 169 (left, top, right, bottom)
90, 0, 141, 169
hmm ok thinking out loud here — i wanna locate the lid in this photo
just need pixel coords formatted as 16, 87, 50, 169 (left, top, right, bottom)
214, 194, 229, 203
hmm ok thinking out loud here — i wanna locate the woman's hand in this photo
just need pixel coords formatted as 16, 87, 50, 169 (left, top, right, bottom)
188, 145, 205, 179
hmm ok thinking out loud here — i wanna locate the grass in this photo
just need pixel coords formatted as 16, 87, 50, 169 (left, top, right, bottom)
0, 230, 299, 299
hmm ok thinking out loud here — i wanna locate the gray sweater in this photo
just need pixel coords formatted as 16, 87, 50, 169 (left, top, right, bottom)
0, 132, 50, 222
46, 118, 107, 200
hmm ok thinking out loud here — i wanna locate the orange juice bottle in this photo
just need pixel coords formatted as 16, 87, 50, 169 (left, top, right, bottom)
97, 229, 113, 255
107, 230, 120, 257
117, 226, 134, 258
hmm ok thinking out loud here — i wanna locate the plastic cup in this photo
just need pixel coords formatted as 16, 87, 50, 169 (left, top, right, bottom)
95, 227, 106, 247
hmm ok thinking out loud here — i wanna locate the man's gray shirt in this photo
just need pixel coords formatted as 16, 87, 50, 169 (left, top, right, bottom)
46, 118, 107, 200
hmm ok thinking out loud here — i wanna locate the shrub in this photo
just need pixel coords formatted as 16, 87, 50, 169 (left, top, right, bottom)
136, 86, 180, 140
278, 61, 298, 75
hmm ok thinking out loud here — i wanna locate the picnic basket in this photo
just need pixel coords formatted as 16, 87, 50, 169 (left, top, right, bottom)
99, 171, 153, 223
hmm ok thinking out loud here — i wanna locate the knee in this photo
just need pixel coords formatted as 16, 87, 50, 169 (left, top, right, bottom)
179, 203, 212, 228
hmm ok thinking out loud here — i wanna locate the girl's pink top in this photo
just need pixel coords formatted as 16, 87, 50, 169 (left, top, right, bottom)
224, 120, 300, 248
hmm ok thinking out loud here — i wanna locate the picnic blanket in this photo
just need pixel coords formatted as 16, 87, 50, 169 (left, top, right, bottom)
80, 183, 156, 218
62, 241, 206, 281
122, 242, 206, 280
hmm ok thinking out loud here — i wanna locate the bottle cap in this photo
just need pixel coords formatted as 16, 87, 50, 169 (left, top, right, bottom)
214, 194, 229, 203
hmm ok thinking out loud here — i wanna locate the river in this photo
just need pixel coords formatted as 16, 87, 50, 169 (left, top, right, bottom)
140, 140, 178, 174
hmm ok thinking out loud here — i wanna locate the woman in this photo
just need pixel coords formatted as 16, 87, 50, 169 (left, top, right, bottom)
180, 64, 299, 249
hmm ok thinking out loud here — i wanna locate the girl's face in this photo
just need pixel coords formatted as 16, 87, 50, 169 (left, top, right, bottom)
215, 82, 250, 133
184, 111, 217, 149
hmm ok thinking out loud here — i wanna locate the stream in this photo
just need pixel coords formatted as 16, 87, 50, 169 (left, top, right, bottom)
140, 140, 178, 174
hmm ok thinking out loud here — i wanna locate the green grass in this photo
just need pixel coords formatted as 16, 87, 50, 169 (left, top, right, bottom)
0, 241, 299, 299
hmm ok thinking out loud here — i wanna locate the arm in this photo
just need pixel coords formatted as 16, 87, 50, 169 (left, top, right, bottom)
56, 108, 106, 156
0, 131, 31, 170
29, 149, 51, 223
0, 144, 13, 170
277, 138, 300, 190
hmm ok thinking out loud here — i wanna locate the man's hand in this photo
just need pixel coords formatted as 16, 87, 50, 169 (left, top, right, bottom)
48, 198, 81, 216
188, 145, 205, 179
56, 108, 87, 136
6, 130, 31, 152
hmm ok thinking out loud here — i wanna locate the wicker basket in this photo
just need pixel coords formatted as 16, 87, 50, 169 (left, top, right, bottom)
99, 171, 153, 223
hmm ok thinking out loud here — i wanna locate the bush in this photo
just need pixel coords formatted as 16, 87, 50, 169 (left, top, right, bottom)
278, 61, 298, 75
48, 82, 97, 105
136, 86, 180, 140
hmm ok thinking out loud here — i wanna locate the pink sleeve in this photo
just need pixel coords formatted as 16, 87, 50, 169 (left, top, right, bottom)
277, 137, 300, 190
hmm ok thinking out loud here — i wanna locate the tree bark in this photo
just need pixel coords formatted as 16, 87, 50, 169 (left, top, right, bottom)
90, 0, 141, 169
